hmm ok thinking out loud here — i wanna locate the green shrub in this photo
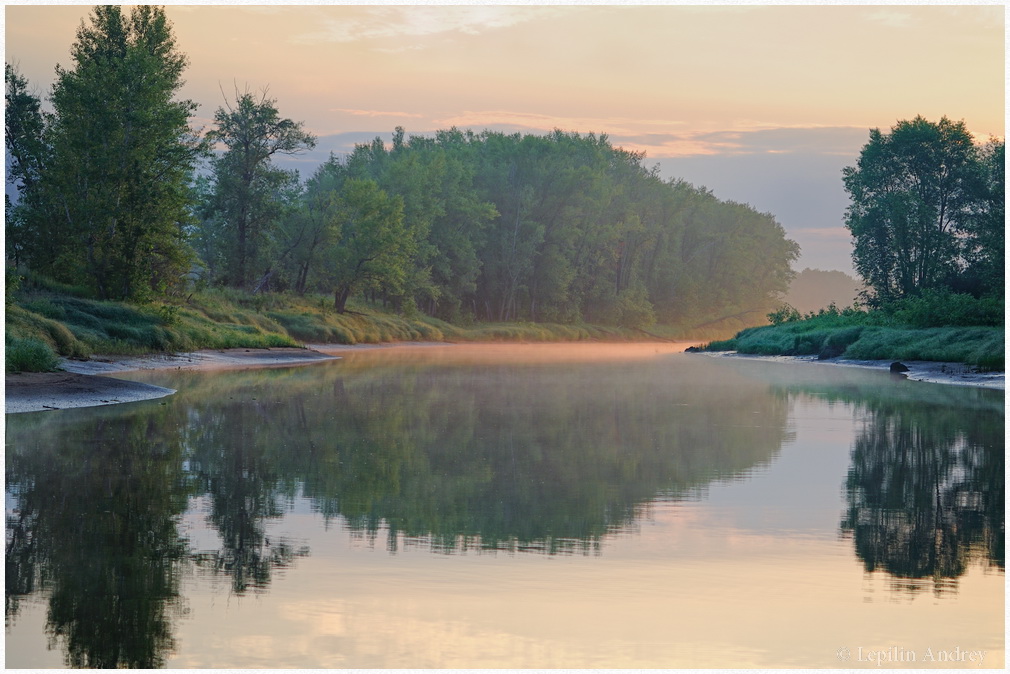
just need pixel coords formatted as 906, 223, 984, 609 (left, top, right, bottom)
880, 290, 1003, 328
705, 338, 737, 351
767, 304, 802, 325
6, 336, 60, 373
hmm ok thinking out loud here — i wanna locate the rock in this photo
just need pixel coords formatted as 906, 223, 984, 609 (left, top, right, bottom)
889, 361, 910, 373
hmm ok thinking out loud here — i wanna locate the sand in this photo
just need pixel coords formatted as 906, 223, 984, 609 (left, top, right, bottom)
5, 347, 339, 414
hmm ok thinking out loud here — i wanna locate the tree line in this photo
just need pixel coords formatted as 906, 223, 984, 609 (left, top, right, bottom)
6, 5, 798, 330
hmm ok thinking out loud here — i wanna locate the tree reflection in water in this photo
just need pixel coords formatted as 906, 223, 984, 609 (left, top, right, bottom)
6, 412, 191, 668
762, 368, 1004, 597
840, 393, 1004, 595
6, 352, 1004, 667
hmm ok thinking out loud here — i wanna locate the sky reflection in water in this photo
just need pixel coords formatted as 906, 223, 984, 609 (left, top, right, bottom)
5, 345, 1004, 668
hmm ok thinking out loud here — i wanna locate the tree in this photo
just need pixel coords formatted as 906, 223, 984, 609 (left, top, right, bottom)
285, 156, 346, 295
320, 178, 416, 313
4, 63, 47, 267
843, 116, 983, 305
6, 6, 204, 300
204, 90, 315, 289
959, 138, 1004, 295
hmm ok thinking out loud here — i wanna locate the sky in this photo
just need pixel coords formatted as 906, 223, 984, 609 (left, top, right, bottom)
3, 2, 1005, 273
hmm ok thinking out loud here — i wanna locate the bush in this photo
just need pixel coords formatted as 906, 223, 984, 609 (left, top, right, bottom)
6, 336, 60, 373
767, 304, 802, 325
880, 290, 1003, 328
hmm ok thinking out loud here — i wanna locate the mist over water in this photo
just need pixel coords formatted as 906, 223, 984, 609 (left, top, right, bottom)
6, 345, 1004, 668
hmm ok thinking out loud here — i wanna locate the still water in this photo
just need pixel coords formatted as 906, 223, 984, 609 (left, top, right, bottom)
5, 344, 1004, 669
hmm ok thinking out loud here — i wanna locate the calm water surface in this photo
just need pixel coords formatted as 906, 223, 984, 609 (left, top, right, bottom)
5, 344, 1004, 668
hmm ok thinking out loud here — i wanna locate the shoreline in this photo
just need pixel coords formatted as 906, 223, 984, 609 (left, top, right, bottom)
5, 346, 342, 414
699, 351, 1005, 390
6, 342, 1004, 414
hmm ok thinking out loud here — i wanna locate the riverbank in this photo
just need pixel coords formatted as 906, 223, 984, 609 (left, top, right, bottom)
700, 351, 1005, 390
7, 341, 1003, 414
5, 347, 341, 414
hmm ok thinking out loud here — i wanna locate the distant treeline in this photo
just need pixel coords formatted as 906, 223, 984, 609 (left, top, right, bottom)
194, 126, 799, 327
6, 5, 798, 331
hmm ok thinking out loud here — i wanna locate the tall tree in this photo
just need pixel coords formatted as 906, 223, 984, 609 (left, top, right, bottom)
204, 91, 315, 289
843, 116, 981, 305
319, 178, 415, 313
7, 5, 203, 300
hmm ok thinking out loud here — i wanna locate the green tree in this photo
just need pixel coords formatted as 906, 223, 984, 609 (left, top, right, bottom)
6, 6, 203, 300
284, 156, 345, 295
843, 116, 983, 305
320, 178, 416, 313
204, 90, 315, 289
325, 126, 798, 331
959, 138, 1004, 296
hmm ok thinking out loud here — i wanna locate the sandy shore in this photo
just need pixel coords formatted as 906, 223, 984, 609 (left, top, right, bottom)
5, 347, 340, 414
701, 351, 1005, 390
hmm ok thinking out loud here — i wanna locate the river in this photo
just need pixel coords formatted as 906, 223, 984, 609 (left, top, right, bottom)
5, 344, 1004, 668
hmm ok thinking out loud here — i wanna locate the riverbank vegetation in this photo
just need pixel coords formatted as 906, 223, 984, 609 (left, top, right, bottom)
705, 116, 1004, 370
5, 269, 681, 373
706, 294, 1003, 370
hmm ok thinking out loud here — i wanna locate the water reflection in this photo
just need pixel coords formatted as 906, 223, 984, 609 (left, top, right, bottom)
5, 349, 1005, 667
6, 410, 190, 668
742, 360, 1005, 596
840, 389, 1004, 595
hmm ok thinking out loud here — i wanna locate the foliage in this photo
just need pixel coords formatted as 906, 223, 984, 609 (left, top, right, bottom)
704, 308, 1003, 369
5, 6, 204, 301
251, 128, 798, 330
317, 177, 417, 313
5, 336, 61, 373
198, 90, 315, 289
877, 289, 1003, 328
767, 304, 802, 325
843, 116, 1004, 306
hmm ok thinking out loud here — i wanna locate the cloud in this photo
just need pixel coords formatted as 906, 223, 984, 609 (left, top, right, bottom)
292, 6, 559, 46
865, 9, 917, 29
331, 108, 423, 119
606, 125, 869, 159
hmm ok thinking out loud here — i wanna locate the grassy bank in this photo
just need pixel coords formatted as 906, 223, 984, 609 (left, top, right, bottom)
704, 301, 1004, 371
7, 274, 691, 373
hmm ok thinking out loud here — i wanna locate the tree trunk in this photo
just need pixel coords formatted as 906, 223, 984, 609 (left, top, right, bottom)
334, 286, 351, 313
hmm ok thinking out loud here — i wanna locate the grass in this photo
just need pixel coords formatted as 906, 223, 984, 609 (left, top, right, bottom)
5, 336, 61, 373
705, 308, 1004, 370
4, 279, 663, 373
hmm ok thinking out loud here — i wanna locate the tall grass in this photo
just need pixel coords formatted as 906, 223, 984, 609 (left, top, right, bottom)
5, 336, 61, 373
705, 310, 1004, 370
